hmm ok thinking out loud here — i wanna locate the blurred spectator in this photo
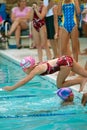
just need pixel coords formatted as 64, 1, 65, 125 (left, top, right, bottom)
7, 0, 31, 49
30, 0, 52, 62
81, 0, 87, 54
43, 0, 59, 58
57, 0, 81, 63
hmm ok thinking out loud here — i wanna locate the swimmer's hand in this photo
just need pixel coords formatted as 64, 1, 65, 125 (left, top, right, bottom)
3, 86, 15, 91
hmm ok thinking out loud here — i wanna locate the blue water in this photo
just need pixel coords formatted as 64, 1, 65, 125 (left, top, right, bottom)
0, 55, 87, 130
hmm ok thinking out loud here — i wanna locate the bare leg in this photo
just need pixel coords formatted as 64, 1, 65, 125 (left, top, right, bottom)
50, 39, 59, 58
57, 66, 71, 88
40, 26, 52, 60
79, 78, 87, 92
57, 63, 87, 90
59, 28, 71, 56
71, 26, 79, 62
15, 25, 21, 47
81, 93, 87, 106
57, 69, 87, 91
8, 19, 21, 35
72, 60, 87, 77
8, 19, 28, 36
32, 26, 43, 62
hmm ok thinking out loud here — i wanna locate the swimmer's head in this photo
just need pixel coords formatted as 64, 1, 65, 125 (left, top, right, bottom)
20, 56, 35, 71
57, 88, 74, 102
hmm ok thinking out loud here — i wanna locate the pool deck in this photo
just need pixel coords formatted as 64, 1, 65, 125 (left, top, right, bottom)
0, 37, 87, 93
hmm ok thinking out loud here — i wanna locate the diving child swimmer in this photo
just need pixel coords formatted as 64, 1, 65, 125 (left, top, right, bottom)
1, 55, 87, 92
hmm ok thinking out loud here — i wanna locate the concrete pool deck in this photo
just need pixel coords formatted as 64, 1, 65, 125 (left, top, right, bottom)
0, 38, 87, 92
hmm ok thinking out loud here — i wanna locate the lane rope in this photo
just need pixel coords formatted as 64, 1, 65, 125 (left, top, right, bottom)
0, 112, 76, 118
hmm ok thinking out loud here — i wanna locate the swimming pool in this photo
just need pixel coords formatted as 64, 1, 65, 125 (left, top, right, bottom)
0, 54, 87, 130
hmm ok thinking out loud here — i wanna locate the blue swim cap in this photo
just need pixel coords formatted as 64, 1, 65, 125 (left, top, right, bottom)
57, 88, 73, 100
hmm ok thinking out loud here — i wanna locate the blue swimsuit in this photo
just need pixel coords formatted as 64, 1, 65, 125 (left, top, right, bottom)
61, 1, 77, 33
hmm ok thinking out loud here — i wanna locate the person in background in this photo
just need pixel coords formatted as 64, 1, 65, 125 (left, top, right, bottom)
2, 55, 87, 92
81, 0, 87, 55
30, 0, 52, 62
7, 0, 31, 49
53, 0, 72, 57
56, 0, 81, 63
43, 0, 59, 58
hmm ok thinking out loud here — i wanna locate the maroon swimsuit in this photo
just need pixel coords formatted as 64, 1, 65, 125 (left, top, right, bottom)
33, 5, 45, 32
40, 56, 73, 76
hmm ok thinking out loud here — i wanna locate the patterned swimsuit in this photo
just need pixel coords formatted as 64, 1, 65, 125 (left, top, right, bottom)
61, 0, 77, 33
40, 56, 73, 76
33, 5, 45, 32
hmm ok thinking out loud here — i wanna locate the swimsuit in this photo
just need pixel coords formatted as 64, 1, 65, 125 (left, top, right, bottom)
33, 5, 45, 32
61, 0, 77, 33
40, 56, 73, 76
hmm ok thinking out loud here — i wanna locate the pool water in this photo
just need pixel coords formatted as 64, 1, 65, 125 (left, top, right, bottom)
0, 55, 87, 130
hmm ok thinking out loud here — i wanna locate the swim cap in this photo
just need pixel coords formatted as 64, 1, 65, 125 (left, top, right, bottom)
20, 56, 35, 70
57, 88, 73, 100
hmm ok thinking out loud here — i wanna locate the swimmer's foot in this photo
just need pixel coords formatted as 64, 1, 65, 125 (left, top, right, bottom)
79, 78, 87, 92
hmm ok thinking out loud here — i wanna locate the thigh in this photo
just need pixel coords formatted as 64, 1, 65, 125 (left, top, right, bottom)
32, 26, 40, 45
57, 66, 71, 88
20, 21, 28, 29
39, 25, 47, 46
70, 26, 79, 47
59, 28, 70, 53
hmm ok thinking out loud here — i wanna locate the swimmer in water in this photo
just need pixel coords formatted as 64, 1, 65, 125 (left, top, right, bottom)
57, 88, 74, 105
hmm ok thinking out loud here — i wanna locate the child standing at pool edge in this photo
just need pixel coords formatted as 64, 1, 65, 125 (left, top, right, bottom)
2, 55, 87, 92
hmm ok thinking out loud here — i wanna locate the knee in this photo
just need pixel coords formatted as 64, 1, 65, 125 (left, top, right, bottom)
15, 18, 21, 23
56, 81, 62, 89
16, 25, 21, 31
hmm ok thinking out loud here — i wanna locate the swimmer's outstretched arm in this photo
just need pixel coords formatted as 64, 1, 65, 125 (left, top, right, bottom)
3, 66, 42, 91
3, 74, 35, 91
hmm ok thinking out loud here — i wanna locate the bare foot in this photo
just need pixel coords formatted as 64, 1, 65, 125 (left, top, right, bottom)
81, 93, 87, 106
79, 78, 87, 92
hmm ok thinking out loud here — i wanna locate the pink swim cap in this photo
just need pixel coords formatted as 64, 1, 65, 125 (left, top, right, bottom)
57, 88, 74, 100
20, 56, 35, 70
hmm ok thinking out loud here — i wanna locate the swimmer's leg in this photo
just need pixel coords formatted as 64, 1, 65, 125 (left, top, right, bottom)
57, 66, 87, 91
79, 78, 87, 92
56, 66, 71, 88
